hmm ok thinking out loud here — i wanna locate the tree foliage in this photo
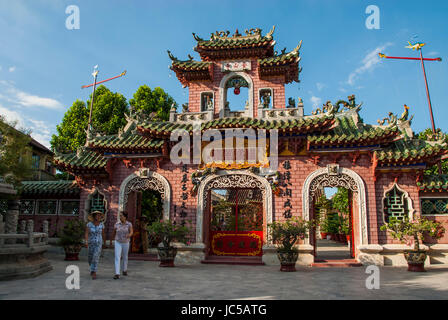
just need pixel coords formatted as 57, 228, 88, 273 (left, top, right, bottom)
0, 116, 33, 188
51, 86, 128, 153
129, 85, 176, 121
50, 100, 88, 153
51, 85, 177, 154
331, 187, 349, 215
417, 128, 448, 175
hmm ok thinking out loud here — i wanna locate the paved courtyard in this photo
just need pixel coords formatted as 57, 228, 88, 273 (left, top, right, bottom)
1, 250, 448, 300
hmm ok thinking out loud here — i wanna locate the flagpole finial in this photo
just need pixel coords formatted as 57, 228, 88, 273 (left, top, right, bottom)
92, 65, 99, 77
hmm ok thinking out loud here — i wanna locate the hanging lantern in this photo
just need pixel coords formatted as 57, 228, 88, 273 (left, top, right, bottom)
234, 87, 240, 95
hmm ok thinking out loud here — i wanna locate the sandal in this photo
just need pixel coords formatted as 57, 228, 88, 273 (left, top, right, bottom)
113, 274, 120, 279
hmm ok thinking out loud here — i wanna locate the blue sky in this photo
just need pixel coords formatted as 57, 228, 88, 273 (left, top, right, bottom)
1, 0, 447, 147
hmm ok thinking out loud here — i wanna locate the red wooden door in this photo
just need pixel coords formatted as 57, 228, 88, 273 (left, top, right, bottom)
209, 188, 263, 256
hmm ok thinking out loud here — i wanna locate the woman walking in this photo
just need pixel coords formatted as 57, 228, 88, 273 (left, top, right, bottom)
85, 211, 106, 280
111, 211, 133, 279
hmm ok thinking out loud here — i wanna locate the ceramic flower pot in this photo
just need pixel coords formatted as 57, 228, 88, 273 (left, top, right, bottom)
277, 250, 299, 272
64, 244, 82, 261
157, 246, 178, 267
404, 250, 427, 272
320, 232, 328, 239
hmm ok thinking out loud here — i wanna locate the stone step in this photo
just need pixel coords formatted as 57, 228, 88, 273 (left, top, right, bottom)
201, 256, 265, 265
128, 253, 159, 261
311, 259, 362, 268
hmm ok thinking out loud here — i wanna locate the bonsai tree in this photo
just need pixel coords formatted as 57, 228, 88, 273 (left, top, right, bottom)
268, 217, 314, 253
58, 219, 86, 247
380, 216, 445, 252
58, 219, 86, 261
268, 217, 314, 271
147, 219, 191, 248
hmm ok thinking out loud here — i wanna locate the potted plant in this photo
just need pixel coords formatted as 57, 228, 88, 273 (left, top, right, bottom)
268, 217, 314, 272
147, 219, 191, 267
340, 216, 350, 243
319, 217, 330, 239
58, 219, 86, 261
381, 217, 445, 272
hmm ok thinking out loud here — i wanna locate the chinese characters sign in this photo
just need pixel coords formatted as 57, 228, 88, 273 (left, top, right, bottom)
222, 61, 251, 72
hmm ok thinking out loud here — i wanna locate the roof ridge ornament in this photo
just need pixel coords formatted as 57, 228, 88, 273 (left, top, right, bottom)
192, 32, 203, 41
265, 25, 275, 39
292, 40, 302, 54
377, 112, 398, 126
167, 50, 177, 61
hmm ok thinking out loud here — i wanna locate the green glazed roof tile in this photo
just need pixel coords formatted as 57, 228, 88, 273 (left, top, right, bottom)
21, 180, 80, 196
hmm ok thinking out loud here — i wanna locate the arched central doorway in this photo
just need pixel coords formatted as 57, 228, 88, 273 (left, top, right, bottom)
302, 165, 368, 261
118, 171, 171, 254
196, 171, 272, 258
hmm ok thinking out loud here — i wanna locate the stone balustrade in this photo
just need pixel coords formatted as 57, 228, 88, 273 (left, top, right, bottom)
257, 105, 304, 120
169, 109, 214, 123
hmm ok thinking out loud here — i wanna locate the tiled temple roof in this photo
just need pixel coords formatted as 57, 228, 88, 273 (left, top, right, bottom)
308, 116, 400, 147
417, 175, 448, 192
258, 42, 301, 83
193, 26, 276, 60
21, 180, 80, 196
168, 51, 213, 86
88, 132, 164, 151
375, 138, 447, 165
54, 148, 107, 171
137, 114, 335, 135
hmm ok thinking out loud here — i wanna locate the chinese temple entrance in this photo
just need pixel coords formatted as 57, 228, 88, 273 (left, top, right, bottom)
209, 188, 263, 257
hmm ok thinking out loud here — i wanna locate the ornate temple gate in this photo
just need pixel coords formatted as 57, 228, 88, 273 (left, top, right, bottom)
118, 171, 171, 221
303, 165, 369, 260
198, 173, 271, 257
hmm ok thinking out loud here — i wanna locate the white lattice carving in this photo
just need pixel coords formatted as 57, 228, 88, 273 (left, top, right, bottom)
118, 171, 171, 221
195, 170, 272, 244
302, 167, 368, 245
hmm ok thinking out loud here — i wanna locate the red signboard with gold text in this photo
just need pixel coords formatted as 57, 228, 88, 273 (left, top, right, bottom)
210, 231, 263, 256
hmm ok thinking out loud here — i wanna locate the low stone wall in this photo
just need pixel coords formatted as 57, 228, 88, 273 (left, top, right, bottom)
358, 244, 448, 266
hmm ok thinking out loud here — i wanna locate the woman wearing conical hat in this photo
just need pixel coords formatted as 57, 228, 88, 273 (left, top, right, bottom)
84, 211, 106, 280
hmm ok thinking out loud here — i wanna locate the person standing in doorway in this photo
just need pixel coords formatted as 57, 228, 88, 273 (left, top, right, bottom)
85, 211, 106, 280
111, 211, 133, 279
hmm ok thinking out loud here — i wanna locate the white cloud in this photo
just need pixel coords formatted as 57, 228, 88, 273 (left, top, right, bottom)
0, 105, 52, 148
347, 42, 393, 86
8, 66, 16, 73
0, 105, 25, 127
310, 96, 322, 108
427, 51, 439, 57
316, 82, 326, 91
0, 80, 63, 110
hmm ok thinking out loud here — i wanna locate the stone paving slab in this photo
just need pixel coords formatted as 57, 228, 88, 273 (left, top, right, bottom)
0, 252, 448, 300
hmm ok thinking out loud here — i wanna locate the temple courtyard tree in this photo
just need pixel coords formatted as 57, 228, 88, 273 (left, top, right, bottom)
51, 86, 128, 153
129, 85, 177, 121
0, 116, 33, 188
417, 128, 448, 175
51, 85, 177, 153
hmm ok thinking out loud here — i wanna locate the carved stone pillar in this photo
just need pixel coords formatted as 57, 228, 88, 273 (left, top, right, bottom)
26, 219, 34, 233
42, 220, 49, 235
5, 199, 19, 234
19, 220, 27, 233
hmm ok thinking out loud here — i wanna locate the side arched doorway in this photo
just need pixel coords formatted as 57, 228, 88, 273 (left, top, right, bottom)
302, 165, 369, 261
196, 171, 272, 259
118, 171, 171, 253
